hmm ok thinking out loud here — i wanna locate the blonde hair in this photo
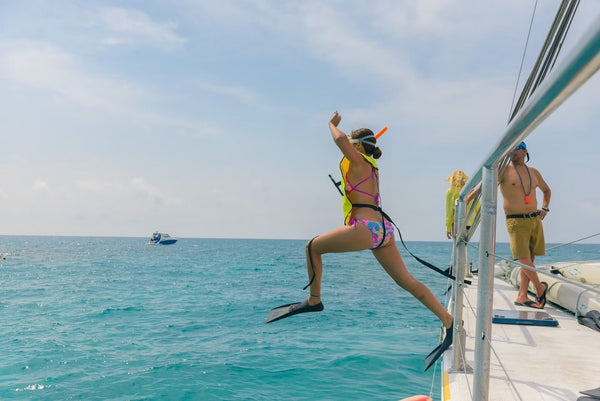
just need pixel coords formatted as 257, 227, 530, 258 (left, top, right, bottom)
446, 170, 468, 188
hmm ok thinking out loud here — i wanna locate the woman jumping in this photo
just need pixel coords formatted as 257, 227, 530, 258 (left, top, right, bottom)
267, 111, 454, 370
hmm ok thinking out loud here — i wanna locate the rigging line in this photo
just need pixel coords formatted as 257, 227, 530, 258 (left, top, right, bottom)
454, 318, 474, 401
533, 0, 579, 91
463, 241, 600, 296
468, 285, 526, 401
550, 0, 580, 71
533, 0, 579, 92
428, 275, 458, 388
428, 361, 438, 398
450, 334, 474, 401
445, 278, 480, 400
460, 285, 524, 401
531, 0, 569, 92
460, 279, 526, 400
514, 0, 567, 115
483, 328, 526, 401
508, 0, 539, 122
545, 232, 600, 251
459, 290, 479, 401
458, 291, 531, 401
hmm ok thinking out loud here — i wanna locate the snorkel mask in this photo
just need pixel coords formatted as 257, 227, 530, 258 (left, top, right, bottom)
349, 134, 376, 146
348, 126, 386, 149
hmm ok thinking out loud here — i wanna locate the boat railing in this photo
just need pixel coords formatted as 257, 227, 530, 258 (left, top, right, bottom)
446, 13, 600, 401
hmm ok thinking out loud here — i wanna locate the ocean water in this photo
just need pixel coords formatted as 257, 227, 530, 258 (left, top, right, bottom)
1, 236, 598, 401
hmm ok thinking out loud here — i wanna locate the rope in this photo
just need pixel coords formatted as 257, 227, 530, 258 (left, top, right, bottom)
460, 276, 524, 401
486, 330, 526, 401
429, 275, 455, 397
490, 249, 600, 296
462, 240, 600, 312
428, 358, 438, 399
545, 232, 600, 251
454, 312, 474, 401
508, 0, 538, 122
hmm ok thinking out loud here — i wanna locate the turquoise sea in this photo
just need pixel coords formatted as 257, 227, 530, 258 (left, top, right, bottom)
1, 236, 598, 400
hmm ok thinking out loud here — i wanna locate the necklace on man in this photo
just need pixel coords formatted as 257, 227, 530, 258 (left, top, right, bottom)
514, 164, 532, 203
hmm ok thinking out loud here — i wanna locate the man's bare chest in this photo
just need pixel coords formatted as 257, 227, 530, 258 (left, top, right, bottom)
504, 168, 538, 193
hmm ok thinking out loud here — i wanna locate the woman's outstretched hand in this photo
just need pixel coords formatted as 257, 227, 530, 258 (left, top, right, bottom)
329, 111, 341, 127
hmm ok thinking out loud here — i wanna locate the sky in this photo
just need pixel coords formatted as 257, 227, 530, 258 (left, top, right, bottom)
1, 1, 600, 243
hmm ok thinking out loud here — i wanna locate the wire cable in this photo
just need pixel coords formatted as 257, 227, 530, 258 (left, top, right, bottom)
508, 0, 539, 122
545, 231, 600, 251
460, 268, 525, 401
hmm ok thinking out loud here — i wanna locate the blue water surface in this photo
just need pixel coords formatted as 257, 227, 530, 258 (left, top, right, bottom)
0, 236, 597, 400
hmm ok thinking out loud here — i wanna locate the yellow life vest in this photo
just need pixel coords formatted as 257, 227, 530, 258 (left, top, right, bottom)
445, 186, 481, 232
339, 154, 379, 225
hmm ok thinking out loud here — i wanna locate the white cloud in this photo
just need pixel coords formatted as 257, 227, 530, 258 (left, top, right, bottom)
76, 179, 124, 193
76, 177, 182, 207
301, 5, 416, 84
32, 179, 49, 192
0, 39, 218, 137
96, 7, 187, 50
130, 177, 181, 207
1, 40, 144, 112
195, 81, 258, 104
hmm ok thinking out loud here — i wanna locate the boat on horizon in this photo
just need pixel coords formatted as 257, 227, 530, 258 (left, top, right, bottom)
149, 232, 177, 245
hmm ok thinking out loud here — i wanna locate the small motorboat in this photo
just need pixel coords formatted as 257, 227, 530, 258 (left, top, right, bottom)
149, 232, 177, 245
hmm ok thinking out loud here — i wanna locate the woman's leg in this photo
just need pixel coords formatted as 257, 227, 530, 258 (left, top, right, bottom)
372, 244, 453, 328
306, 223, 373, 305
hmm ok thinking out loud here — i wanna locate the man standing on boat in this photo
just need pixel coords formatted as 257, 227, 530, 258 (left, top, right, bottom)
500, 142, 551, 309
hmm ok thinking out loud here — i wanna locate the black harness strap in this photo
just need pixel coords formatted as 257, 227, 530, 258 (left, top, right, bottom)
351, 203, 387, 249
350, 203, 458, 282
303, 236, 319, 290
325, 171, 463, 286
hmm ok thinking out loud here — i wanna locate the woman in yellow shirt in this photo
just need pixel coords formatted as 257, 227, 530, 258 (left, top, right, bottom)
445, 171, 479, 239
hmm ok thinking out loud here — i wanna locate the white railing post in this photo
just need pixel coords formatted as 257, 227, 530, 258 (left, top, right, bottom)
451, 199, 470, 371
473, 167, 498, 401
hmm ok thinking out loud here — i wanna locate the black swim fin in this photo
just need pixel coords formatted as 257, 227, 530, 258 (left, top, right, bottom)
424, 321, 454, 371
577, 310, 600, 332
266, 300, 324, 323
580, 387, 600, 398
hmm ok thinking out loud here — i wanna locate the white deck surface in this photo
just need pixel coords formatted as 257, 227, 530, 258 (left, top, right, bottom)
442, 275, 600, 401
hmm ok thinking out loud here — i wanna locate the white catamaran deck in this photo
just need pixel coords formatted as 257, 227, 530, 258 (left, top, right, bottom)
443, 275, 600, 401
